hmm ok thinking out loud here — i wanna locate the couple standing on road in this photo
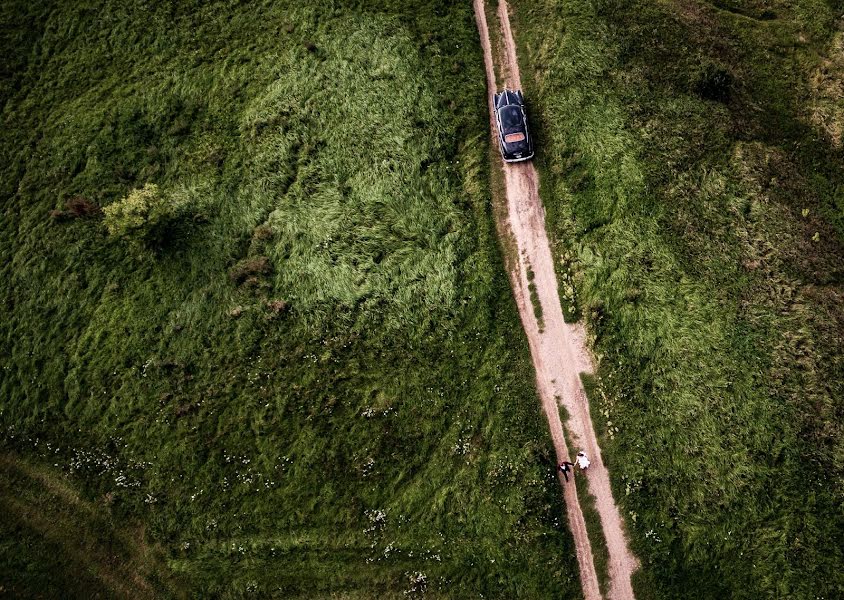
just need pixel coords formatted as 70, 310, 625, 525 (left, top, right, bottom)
558, 452, 590, 482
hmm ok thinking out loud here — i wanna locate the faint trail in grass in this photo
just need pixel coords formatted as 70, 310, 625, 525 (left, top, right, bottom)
0, 454, 175, 599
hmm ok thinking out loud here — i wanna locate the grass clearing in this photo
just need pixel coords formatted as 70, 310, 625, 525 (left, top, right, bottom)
511, 0, 844, 597
0, 1, 581, 596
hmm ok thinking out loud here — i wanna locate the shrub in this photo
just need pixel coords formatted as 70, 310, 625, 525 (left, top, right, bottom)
228, 256, 271, 284
103, 183, 188, 245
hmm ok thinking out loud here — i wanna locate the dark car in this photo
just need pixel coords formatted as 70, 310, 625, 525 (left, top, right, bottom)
494, 88, 534, 162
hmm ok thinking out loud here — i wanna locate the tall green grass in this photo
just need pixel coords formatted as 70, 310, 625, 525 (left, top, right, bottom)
511, 0, 844, 597
0, 1, 581, 597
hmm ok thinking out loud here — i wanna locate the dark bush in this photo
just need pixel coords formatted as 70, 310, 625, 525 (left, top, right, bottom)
175, 401, 200, 418
266, 299, 288, 314
243, 276, 262, 289
228, 256, 271, 284
66, 196, 101, 217
694, 63, 734, 102
49, 196, 101, 220
252, 223, 274, 241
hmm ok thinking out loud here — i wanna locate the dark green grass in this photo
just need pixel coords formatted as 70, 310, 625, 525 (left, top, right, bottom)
511, 0, 844, 598
526, 264, 545, 329
0, 1, 581, 597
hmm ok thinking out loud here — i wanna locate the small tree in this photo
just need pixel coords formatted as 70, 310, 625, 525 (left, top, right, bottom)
103, 183, 186, 246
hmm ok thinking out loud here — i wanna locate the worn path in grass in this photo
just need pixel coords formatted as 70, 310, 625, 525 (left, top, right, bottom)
474, 1, 638, 598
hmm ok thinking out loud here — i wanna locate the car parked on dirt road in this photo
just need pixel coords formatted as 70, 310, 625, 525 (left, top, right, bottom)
494, 88, 534, 162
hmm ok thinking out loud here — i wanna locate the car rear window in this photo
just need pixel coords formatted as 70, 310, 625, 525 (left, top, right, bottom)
504, 132, 526, 143
499, 106, 523, 131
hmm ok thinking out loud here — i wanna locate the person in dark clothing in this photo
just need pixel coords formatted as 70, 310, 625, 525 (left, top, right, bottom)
558, 460, 575, 482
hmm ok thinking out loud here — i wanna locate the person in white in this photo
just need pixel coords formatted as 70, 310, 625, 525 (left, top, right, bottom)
576, 451, 590, 470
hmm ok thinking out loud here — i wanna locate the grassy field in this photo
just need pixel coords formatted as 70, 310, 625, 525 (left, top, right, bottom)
0, 1, 583, 597
511, 0, 843, 597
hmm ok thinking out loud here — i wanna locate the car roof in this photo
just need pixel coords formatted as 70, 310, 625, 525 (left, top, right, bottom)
498, 105, 524, 130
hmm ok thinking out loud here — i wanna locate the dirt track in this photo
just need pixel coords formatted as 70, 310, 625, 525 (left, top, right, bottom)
473, 2, 639, 598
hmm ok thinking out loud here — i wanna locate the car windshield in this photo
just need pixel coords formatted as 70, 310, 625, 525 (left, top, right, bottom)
499, 106, 523, 133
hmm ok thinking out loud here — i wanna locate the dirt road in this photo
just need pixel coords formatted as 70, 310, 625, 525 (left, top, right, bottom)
473, 2, 639, 599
